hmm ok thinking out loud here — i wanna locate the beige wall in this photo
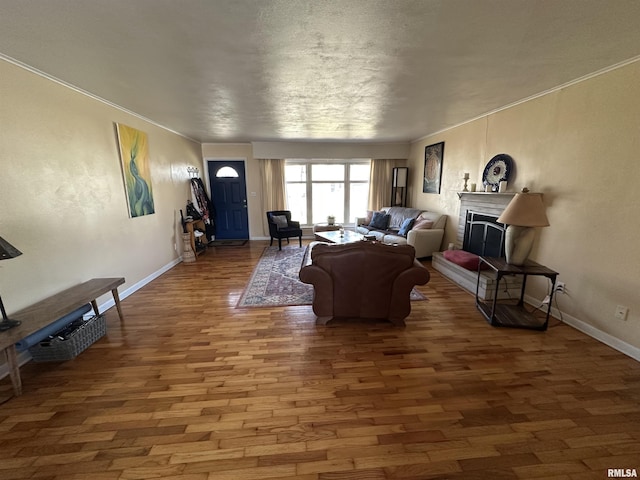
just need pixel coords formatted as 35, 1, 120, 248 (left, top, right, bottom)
408, 61, 640, 352
0, 60, 202, 315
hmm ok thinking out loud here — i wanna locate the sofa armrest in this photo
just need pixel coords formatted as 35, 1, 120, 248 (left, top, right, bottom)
355, 217, 367, 226
394, 260, 430, 290
388, 260, 430, 325
289, 220, 301, 228
407, 228, 445, 258
299, 265, 333, 317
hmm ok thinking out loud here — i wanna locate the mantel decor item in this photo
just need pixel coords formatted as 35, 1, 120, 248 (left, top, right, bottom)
423, 142, 444, 194
483, 154, 513, 191
497, 188, 549, 265
463, 172, 470, 192
0, 236, 23, 331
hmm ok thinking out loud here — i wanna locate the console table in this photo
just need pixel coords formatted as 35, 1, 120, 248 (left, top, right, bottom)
1, 277, 125, 396
475, 257, 558, 331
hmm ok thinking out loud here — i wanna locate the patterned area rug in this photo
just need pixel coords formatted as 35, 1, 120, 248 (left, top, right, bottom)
237, 245, 427, 308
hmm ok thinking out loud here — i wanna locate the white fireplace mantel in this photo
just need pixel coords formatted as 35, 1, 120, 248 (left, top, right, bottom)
457, 191, 516, 199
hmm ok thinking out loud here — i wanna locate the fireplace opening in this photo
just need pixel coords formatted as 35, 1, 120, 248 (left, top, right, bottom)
463, 211, 505, 258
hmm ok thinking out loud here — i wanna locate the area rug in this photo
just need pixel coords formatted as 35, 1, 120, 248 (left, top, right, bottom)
237, 245, 427, 308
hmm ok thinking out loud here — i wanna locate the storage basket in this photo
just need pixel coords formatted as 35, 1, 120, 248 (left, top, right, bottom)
29, 314, 106, 362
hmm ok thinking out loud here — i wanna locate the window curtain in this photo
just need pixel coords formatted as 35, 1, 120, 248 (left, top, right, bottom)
368, 159, 406, 210
259, 158, 286, 235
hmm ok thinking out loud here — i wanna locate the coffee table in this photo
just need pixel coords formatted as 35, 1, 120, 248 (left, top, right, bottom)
314, 229, 362, 244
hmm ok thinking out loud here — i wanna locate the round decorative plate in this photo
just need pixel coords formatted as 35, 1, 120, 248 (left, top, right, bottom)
482, 154, 513, 187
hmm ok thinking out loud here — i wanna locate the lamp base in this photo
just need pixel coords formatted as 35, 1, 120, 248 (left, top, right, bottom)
0, 318, 21, 331
504, 225, 536, 266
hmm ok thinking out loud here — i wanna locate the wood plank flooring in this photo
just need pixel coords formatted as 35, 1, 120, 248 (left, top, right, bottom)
1, 240, 639, 479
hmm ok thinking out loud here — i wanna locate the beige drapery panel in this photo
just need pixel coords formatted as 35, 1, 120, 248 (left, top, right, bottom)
368, 159, 407, 210
259, 158, 286, 235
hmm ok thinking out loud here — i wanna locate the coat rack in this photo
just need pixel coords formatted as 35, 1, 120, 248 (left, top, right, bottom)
187, 166, 199, 178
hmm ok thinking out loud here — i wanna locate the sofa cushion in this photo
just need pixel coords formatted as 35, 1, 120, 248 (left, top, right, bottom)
369, 211, 390, 229
383, 234, 407, 245
368, 230, 386, 241
443, 249, 490, 271
398, 217, 415, 236
385, 207, 422, 229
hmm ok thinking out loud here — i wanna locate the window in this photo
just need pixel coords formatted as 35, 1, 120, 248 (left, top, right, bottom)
285, 160, 370, 226
215, 166, 239, 178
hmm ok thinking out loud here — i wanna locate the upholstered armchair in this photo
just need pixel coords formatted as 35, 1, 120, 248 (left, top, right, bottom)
266, 210, 303, 250
299, 241, 430, 326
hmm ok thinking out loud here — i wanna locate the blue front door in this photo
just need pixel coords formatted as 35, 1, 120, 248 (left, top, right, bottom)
208, 160, 249, 240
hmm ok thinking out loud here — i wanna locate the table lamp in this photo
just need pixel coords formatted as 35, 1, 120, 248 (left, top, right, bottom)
497, 188, 549, 265
0, 236, 23, 331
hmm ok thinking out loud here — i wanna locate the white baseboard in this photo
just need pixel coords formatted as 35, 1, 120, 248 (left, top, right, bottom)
96, 257, 182, 312
524, 294, 640, 362
0, 257, 183, 381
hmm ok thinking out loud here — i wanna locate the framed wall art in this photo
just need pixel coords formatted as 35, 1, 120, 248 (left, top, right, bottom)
423, 141, 444, 194
116, 123, 155, 217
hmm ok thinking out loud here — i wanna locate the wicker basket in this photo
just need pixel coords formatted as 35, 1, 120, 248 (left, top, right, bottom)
29, 315, 106, 362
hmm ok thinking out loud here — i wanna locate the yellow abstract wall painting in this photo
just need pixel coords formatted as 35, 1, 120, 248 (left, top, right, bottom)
116, 123, 155, 218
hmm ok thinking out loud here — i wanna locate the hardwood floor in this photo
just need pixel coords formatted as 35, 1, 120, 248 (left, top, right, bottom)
1, 240, 639, 479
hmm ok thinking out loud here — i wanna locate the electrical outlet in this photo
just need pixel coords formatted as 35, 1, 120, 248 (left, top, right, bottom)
615, 305, 629, 321
554, 282, 566, 294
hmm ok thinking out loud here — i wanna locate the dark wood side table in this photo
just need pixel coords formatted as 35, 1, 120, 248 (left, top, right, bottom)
476, 256, 558, 331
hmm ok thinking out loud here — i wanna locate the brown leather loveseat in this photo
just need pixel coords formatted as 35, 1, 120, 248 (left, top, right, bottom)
299, 241, 430, 326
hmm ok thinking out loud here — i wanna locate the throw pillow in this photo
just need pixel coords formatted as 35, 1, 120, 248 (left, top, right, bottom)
443, 249, 490, 271
369, 211, 390, 230
398, 217, 415, 237
271, 215, 288, 229
412, 218, 434, 230
364, 210, 374, 225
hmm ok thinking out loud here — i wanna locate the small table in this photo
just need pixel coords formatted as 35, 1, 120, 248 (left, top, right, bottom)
476, 257, 558, 331
314, 229, 362, 244
312, 223, 341, 233
0, 277, 125, 396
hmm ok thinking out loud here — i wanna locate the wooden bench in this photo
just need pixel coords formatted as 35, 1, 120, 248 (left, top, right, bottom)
0, 277, 125, 396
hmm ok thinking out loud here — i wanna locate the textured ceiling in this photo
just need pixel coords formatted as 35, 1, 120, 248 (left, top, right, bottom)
1, 0, 639, 143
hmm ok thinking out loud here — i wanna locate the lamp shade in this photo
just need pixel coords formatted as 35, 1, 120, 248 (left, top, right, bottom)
0, 236, 22, 260
0, 235, 23, 330
393, 167, 408, 188
497, 189, 549, 227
